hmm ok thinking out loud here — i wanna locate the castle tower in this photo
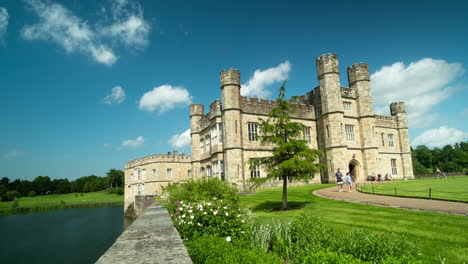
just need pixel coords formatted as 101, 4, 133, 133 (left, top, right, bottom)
220, 69, 245, 188
390, 102, 414, 178
190, 103, 204, 178
347, 63, 378, 178
316, 54, 347, 182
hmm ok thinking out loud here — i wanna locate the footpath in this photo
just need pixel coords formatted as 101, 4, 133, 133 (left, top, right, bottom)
314, 184, 468, 216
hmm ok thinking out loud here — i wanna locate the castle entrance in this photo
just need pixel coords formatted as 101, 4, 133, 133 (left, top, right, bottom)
348, 160, 361, 182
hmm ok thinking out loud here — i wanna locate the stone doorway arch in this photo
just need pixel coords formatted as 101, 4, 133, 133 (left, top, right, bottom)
348, 159, 361, 182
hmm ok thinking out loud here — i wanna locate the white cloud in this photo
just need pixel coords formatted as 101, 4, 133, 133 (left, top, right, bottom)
99, 0, 150, 48
103, 143, 110, 148
4, 149, 22, 158
169, 129, 191, 149
21, 0, 150, 65
371, 58, 465, 128
103, 86, 126, 104
121, 136, 144, 147
0, 7, 8, 41
139, 85, 192, 114
241, 61, 291, 98
412, 126, 468, 148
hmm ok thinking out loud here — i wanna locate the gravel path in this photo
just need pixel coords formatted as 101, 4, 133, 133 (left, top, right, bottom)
313, 184, 468, 216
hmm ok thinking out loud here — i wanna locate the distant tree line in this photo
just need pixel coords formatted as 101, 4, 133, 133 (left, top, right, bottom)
412, 141, 468, 175
0, 169, 124, 201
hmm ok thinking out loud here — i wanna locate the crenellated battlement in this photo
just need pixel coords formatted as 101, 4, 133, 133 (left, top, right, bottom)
190, 103, 204, 116
341, 87, 356, 99
125, 151, 192, 168
239, 96, 315, 119
220, 69, 240, 87
390, 102, 406, 116
347, 63, 370, 85
316, 53, 339, 79
374, 114, 397, 127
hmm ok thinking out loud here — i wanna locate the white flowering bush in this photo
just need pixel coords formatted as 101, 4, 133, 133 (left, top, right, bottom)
170, 198, 252, 240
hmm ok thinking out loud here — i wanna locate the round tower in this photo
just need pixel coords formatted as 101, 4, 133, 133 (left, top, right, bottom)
220, 69, 241, 110
347, 63, 373, 117
220, 68, 244, 188
190, 103, 204, 179
315, 53, 346, 183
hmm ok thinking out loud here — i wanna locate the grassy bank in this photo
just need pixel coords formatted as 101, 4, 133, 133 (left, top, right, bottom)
240, 184, 468, 264
0, 190, 124, 215
359, 176, 468, 202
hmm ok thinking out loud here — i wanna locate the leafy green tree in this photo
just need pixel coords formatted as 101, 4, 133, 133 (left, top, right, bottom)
106, 169, 124, 188
249, 83, 325, 209
32, 176, 52, 194
1, 177, 9, 187
414, 146, 433, 168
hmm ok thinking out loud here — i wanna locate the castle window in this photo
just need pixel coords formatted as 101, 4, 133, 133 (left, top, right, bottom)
152, 169, 156, 178
218, 123, 223, 145
345, 124, 355, 142
250, 161, 260, 178
212, 161, 218, 178
200, 167, 205, 176
205, 135, 211, 152
343, 102, 351, 112
206, 165, 212, 177
142, 169, 146, 180
211, 126, 218, 145
391, 159, 397, 175
141, 184, 145, 195
388, 134, 395, 147
135, 169, 140, 181
220, 161, 225, 181
167, 168, 173, 178
188, 170, 193, 178
303, 127, 311, 143
200, 139, 204, 153
248, 122, 258, 141
381, 133, 385, 146
326, 125, 330, 138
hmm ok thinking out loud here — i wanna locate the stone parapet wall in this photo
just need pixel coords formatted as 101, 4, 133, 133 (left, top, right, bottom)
240, 96, 315, 119
126, 151, 191, 168
374, 115, 397, 127
98, 201, 191, 264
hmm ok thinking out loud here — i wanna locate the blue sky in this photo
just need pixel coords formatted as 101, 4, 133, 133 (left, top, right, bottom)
1, 0, 467, 181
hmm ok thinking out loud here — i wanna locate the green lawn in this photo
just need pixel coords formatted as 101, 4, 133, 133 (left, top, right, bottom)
359, 176, 468, 202
240, 184, 468, 264
0, 190, 124, 215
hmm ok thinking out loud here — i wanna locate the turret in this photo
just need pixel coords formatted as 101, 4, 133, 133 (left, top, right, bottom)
347, 63, 373, 116
390, 102, 407, 127
316, 53, 340, 79
220, 68, 243, 187
316, 53, 341, 113
190, 103, 204, 133
220, 69, 241, 110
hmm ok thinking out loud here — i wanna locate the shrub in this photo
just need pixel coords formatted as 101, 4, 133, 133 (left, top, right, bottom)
186, 234, 282, 264
171, 198, 251, 240
4, 190, 21, 201
160, 178, 239, 213
28, 190, 37, 197
107, 187, 124, 195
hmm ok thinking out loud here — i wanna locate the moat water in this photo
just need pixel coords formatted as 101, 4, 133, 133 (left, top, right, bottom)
0, 205, 131, 264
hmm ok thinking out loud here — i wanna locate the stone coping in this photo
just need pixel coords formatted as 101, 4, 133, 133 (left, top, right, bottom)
96, 202, 192, 264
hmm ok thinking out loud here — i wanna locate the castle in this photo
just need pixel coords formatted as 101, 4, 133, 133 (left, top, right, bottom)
124, 53, 414, 213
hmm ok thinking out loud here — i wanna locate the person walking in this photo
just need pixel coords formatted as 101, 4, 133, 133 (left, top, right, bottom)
435, 167, 441, 180
345, 172, 352, 192
336, 169, 344, 192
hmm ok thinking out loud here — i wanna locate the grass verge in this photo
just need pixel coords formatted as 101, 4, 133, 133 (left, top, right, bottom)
240, 184, 468, 264
0, 190, 124, 215
359, 176, 468, 202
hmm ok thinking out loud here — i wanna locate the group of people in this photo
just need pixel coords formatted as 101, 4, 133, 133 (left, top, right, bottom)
371, 173, 391, 182
335, 169, 353, 192
435, 167, 448, 180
